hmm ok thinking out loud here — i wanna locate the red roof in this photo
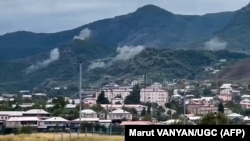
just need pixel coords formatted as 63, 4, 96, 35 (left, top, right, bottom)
120, 121, 153, 126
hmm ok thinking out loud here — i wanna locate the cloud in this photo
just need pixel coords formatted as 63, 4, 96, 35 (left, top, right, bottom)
73, 28, 91, 40
26, 48, 60, 73
204, 37, 227, 51
87, 45, 145, 70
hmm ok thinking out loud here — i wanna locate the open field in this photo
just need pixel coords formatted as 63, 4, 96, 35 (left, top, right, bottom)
0, 133, 124, 141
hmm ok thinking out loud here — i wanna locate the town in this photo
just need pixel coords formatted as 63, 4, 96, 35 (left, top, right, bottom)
0, 77, 249, 134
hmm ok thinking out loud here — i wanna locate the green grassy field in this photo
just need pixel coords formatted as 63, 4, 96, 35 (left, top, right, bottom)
0, 133, 124, 141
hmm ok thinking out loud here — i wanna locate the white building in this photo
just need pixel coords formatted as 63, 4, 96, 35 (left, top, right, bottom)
241, 95, 250, 100
150, 82, 163, 89
80, 109, 98, 119
23, 109, 50, 119
140, 88, 168, 106
5, 117, 40, 128
0, 111, 24, 121
107, 109, 132, 120
131, 80, 139, 86
96, 88, 132, 101
41, 117, 68, 128
219, 83, 233, 94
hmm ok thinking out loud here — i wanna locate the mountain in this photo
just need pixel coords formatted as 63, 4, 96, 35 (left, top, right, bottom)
214, 3, 250, 51
0, 30, 79, 60
217, 57, 250, 81
2, 4, 250, 91
0, 48, 248, 92
0, 5, 234, 61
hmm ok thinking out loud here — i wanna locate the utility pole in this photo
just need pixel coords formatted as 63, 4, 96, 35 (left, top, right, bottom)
183, 89, 186, 125
78, 63, 82, 138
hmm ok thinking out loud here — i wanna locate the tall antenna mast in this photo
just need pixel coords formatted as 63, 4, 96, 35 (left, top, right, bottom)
78, 63, 82, 137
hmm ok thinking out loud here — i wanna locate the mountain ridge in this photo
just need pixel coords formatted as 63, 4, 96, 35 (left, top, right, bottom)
1, 4, 250, 91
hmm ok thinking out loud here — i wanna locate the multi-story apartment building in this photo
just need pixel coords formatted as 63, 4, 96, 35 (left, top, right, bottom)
96, 86, 169, 106
140, 88, 169, 106
96, 86, 133, 101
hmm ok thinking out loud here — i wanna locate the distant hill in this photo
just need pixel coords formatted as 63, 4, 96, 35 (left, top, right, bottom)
0, 4, 234, 61
217, 57, 250, 81
3, 3, 250, 91
0, 48, 248, 92
211, 3, 250, 51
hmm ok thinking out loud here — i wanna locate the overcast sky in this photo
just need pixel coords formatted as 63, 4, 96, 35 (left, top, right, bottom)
0, 0, 249, 35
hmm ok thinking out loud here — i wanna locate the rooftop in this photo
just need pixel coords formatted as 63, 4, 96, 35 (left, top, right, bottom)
24, 109, 49, 114
81, 109, 96, 114
43, 117, 68, 122
7, 117, 40, 122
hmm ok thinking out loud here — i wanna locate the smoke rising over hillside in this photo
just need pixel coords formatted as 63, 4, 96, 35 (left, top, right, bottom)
88, 61, 106, 70
73, 28, 91, 40
114, 45, 145, 61
26, 48, 60, 73
204, 37, 227, 51
87, 45, 145, 70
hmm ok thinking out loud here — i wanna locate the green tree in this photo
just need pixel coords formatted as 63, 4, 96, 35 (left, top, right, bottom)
91, 104, 104, 113
202, 88, 212, 96
17, 126, 34, 134
124, 84, 140, 104
52, 96, 66, 109
225, 101, 243, 113
96, 91, 109, 104
199, 113, 229, 125
141, 107, 147, 116
218, 102, 224, 113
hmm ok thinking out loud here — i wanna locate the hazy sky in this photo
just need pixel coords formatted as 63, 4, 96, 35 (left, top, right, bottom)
0, 0, 249, 35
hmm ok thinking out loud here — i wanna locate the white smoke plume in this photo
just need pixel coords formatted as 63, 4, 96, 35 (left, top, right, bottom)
87, 45, 145, 70
73, 28, 91, 40
88, 61, 106, 70
204, 37, 227, 51
114, 45, 145, 61
26, 48, 60, 73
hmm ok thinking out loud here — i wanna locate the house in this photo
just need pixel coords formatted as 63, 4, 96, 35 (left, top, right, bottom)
99, 120, 112, 128
40, 117, 68, 131
227, 113, 243, 120
219, 83, 233, 102
23, 109, 50, 119
241, 95, 250, 100
33, 93, 47, 98
219, 84, 232, 94
150, 82, 163, 89
218, 93, 232, 102
80, 109, 98, 118
83, 97, 96, 105
5, 117, 40, 128
240, 99, 250, 109
107, 109, 132, 121
22, 95, 32, 99
100, 104, 147, 114
13, 103, 35, 108
33, 93, 46, 97
120, 121, 153, 126
140, 88, 169, 106
243, 116, 250, 124
71, 109, 99, 123
131, 80, 139, 86
161, 119, 182, 125
96, 88, 132, 101
187, 105, 232, 116
65, 104, 76, 109
187, 116, 201, 124
0, 111, 24, 121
